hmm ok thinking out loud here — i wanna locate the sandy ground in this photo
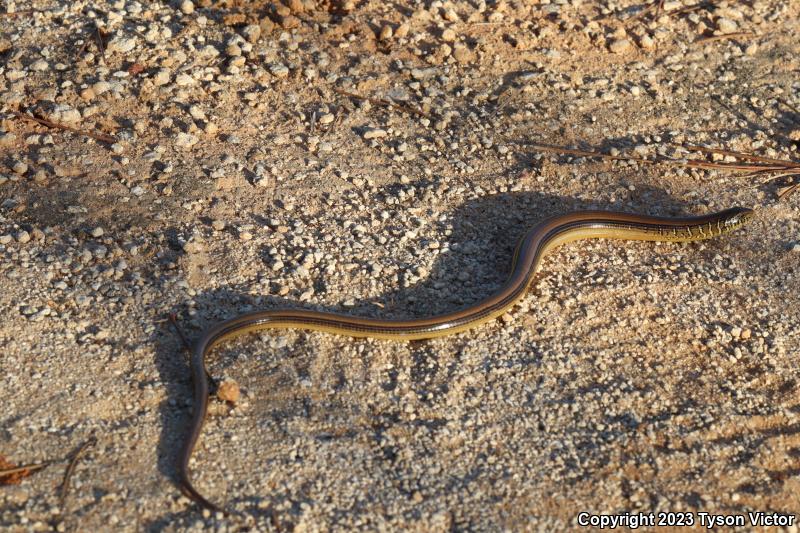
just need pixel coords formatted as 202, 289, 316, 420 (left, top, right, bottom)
1, 0, 800, 531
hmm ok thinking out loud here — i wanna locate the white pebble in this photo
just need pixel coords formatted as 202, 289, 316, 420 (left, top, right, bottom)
270, 64, 290, 78
175, 73, 196, 86
15, 230, 31, 243
30, 59, 49, 71
609, 38, 632, 54
153, 68, 171, 86
50, 104, 81, 124
363, 128, 388, 139
108, 36, 137, 54
92, 81, 112, 95
175, 133, 198, 148
717, 18, 738, 33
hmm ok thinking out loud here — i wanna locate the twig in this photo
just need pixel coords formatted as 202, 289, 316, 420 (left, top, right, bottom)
93, 22, 107, 63
75, 21, 108, 61
742, 170, 800, 181
528, 143, 657, 164
530, 142, 798, 171
76, 37, 90, 58
11, 111, 116, 143
624, 1, 660, 24
60, 435, 97, 506
696, 32, 756, 44
530, 141, 800, 201
0, 461, 51, 481
778, 183, 798, 200
333, 88, 430, 118
678, 144, 800, 167
679, 159, 792, 171
0, 9, 37, 17
169, 313, 193, 352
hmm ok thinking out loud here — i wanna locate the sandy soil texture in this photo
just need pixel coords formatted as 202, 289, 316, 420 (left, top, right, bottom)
1, 0, 799, 531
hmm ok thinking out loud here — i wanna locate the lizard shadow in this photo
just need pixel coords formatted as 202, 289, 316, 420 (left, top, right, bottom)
147, 184, 722, 527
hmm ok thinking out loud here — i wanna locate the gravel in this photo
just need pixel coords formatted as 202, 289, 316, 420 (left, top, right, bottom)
1, 0, 799, 531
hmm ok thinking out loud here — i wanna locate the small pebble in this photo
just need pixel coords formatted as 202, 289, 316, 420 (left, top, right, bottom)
217, 380, 240, 403
717, 18, 738, 33
395, 22, 410, 39
0, 133, 17, 146
30, 59, 49, 71
363, 128, 388, 139
241, 24, 261, 43
179, 0, 194, 14
175, 73, 195, 86
175, 133, 198, 149
15, 230, 31, 243
639, 34, 655, 49
93, 81, 112, 96
609, 38, 632, 54
153, 68, 171, 86
108, 36, 137, 54
226, 43, 242, 57
287, 0, 305, 13
12, 161, 28, 175
270, 63, 290, 78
